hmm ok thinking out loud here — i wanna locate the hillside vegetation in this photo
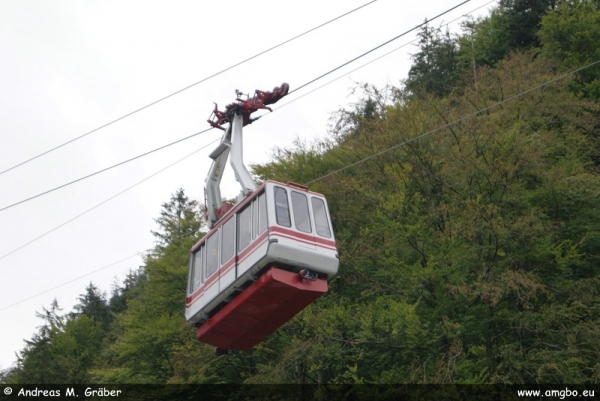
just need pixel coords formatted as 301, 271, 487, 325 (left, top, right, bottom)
2, 0, 600, 385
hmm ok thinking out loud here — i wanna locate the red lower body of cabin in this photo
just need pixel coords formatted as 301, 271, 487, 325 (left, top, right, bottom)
196, 266, 327, 350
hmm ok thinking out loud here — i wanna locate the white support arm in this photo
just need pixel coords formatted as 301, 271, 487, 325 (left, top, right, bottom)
204, 111, 257, 228
204, 125, 231, 227
230, 112, 257, 197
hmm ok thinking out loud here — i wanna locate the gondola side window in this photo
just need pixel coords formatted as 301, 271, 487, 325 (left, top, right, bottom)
257, 193, 267, 234
191, 247, 203, 292
311, 197, 332, 238
274, 187, 291, 227
206, 234, 219, 278
188, 254, 195, 293
291, 191, 312, 233
221, 218, 235, 264
252, 199, 257, 240
238, 206, 252, 251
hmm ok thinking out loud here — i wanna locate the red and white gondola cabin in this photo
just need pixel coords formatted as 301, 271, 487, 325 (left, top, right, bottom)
185, 180, 339, 351
185, 83, 338, 352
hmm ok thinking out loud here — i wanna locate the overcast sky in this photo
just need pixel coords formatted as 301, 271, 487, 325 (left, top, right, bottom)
0, 0, 495, 370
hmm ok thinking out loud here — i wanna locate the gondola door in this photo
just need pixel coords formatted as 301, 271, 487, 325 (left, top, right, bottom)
237, 193, 269, 278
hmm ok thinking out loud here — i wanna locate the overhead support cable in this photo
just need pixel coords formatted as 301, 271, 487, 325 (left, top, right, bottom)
304, 59, 600, 185
0, 0, 476, 213
0, 253, 141, 312
0, 138, 219, 261
274, 0, 497, 111
0, 0, 497, 261
0, 229, 199, 312
0, 0, 379, 177
0, 127, 217, 212
288, 0, 473, 95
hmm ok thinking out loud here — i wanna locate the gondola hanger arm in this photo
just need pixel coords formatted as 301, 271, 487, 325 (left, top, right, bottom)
204, 83, 289, 227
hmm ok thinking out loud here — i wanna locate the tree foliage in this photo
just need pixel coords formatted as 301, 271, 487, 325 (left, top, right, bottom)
405, 25, 459, 98
252, 52, 600, 384
4, 300, 104, 384
538, 0, 600, 99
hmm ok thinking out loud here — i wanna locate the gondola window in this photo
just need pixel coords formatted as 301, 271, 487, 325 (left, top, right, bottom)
257, 193, 267, 234
239, 206, 252, 251
291, 192, 312, 233
311, 197, 332, 238
221, 218, 235, 264
206, 235, 219, 277
193, 248, 203, 289
274, 187, 291, 227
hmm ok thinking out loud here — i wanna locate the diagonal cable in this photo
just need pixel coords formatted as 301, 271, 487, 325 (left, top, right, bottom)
0, 0, 379, 176
305, 59, 600, 185
0, 254, 141, 312
289, 0, 472, 95
0, 138, 219, 261
0, 0, 477, 213
0, 229, 202, 312
0, 127, 217, 212
274, 0, 497, 111
0, 0, 494, 260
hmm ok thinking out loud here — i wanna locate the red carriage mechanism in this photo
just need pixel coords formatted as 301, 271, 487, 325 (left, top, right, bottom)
208, 83, 290, 130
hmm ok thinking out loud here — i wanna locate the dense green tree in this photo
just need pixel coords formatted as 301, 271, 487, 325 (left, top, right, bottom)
92, 189, 207, 383
49, 314, 104, 383
405, 25, 459, 98
456, 1, 555, 73
456, 11, 511, 72
5, 296, 109, 384
6, 300, 65, 384
253, 52, 600, 384
151, 188, 202, 250
73, 283, 111, 332
0, 368, 10, 384
108, 268, 146, 315
538, 0, 600, 100
499, 0, 556, 48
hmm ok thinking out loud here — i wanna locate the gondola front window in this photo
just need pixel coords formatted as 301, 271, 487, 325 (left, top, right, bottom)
291, 191, 311, 233
274, 187, 291, 227
206, 234, 219, 278
311, 197, 332, 238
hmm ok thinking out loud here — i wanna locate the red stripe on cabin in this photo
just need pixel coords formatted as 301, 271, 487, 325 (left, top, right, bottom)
269, 226, 337, 249
187, 227, 336, 308
270, 233, 314, 248
269, 232, 334, 250
219, 258, 235, 276
237, 231, 269, 265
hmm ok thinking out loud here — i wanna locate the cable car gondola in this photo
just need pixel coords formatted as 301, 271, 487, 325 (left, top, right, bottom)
185, 84, 339, 353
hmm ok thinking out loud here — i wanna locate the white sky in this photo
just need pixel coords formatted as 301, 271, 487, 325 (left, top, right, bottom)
0, 0, 495, 371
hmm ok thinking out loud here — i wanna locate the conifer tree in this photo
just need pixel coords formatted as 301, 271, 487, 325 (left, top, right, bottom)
73, 282, 111, 332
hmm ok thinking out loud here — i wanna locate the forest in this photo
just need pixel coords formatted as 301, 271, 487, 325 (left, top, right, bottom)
2, 0, 600, 386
